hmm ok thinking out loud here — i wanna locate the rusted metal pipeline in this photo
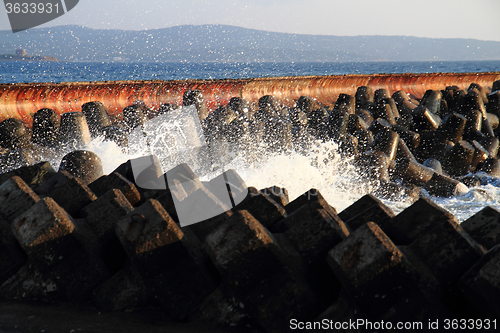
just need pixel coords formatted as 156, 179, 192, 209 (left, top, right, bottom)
1, 72, 499, 126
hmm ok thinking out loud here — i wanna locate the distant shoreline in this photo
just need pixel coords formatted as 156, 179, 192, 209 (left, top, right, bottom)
0, 54, 60, 61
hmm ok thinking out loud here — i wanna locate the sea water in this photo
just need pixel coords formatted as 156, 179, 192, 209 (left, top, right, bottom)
2, 60, 500, 221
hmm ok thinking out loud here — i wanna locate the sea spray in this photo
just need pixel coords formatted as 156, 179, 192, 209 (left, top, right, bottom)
10, 104, 500, 223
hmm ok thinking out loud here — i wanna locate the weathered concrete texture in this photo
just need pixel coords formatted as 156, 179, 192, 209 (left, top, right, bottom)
236, 187, 286, 230
0, 161, 56, 189
115, 199, 217, 321
460, 245, 500, 318
203, 210, 317, 332
327, 222, 417, 316
91, 259, 150, 312
6, 197, 109, 301
0, 218, 26, 286
47, 172, 97, 217
284, 207, 348, 264
340, 193, 395, 231
382, 197, 456, 245
88, 171, 141, 206
0, 176, 40, 222
461, 206, 500, 250
408, 216, 485, 283
82, 188, 134, 238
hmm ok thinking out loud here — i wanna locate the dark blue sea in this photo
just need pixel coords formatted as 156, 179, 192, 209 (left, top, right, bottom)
1, 60, 499, 83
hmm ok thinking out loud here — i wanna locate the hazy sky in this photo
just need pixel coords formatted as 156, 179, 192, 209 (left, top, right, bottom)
1, 0, 500, 41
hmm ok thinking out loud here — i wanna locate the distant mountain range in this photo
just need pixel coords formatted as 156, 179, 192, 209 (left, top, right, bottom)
0, 24, 499, 62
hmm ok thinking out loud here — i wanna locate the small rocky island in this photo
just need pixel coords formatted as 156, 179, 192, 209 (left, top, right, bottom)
0, 48, 58, 61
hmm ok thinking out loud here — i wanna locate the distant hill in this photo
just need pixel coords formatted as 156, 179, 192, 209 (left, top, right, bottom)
0, 24, 499, 62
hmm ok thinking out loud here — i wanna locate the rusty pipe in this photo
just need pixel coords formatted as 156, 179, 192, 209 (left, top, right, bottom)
1, 72, 499, 126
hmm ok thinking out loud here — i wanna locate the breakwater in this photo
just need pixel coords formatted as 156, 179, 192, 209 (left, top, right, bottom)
1, 75, 500, 331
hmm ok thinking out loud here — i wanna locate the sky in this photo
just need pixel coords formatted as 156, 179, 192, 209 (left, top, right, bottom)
1, 0, 500, 41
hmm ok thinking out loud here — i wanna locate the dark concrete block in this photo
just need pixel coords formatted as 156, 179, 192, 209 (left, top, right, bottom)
115, 199, 217, 320
339, 194, 395, 232
382, 197, 456, 245
189, 282, 251, 327
460, 245, 500, 317
10, 197, 109, 301
0, 161, 56, 189
48, 175, 97, 217
88, 172, 141, 206
0, 218, 26, 285
81, 189, 134, 238
236, 187, 286, 229
91, 260, 150, 311
34, 170, 73, 196
260, 186, 289, 207
327, 222, 417, 316
284, 188, 336, 217
0, 176, 40, 222
409, 216, 485, 283
423, 173, 469, 197
284, 207, 349, 264
203, 210, 285, 289
461, 206, 500, 251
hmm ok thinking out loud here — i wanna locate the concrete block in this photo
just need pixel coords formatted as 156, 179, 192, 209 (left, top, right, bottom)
243, 273, 318, 332
441, 140, 475, 176
115, 199, 217, 320
0, 218, 26, 285
284, 188, 336, 217
339, 194, 395, 231
260, 186, 289, 207
34, 170, 73, 196
187, 210, 233, 244
164, 164, 235, 227
203, 210, 285, 289
0, 161, 56, 189
205, 168, 248, 209
327, 222, 417, 316
91, 259, 150, 311
236, 187, 286, 230
47, 175, 97, 217
0, 176, 40, 222
81, 101, 111, 138
460, 206, 500, 251
0, 148, 35, 173
0, 263, 59, 301
0, 118, 31, 150
58, 112, 91, 149
31, 108, 60, 147
383, 197, 456, 245
203, 210, 319, 331
175, 185, 231, 227
284, 207, 349, 264
423, 173, 469, 197
10, 197, 109, 301
189, 282, 251, 327
334, 194, 381, 223
460, 245, 500, 317
354, 150, 391, 182
88, 172, 141, 206
409, 216, 485, 283
81, 189, 134, 239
